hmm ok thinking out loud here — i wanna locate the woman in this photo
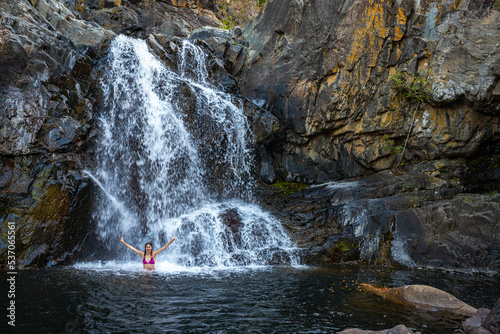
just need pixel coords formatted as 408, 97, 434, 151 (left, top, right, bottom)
120, 236, 176, 270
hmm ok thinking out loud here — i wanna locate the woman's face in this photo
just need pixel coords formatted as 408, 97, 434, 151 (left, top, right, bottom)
145, 244, 153, 254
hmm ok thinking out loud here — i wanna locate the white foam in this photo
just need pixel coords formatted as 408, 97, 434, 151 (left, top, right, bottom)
87, 35, 300, 268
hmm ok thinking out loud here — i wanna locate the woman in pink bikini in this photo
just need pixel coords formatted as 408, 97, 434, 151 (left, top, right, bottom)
120, 236, 176, 270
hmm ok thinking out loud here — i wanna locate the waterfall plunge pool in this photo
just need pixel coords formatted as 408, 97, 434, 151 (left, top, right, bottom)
9, 35, 496, 334
3, 264, 498, 333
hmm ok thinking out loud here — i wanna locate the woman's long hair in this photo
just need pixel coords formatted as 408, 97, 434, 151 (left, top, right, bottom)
144, 242, 153, 260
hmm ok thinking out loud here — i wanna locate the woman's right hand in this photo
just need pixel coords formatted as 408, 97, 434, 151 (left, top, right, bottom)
120, 236, 124, 243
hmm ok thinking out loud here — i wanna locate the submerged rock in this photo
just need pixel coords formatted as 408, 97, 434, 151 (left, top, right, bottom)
461, 297, 500, 334
361, 283, 477, 316
462, 308, 493, 334
339, 324, 420, 334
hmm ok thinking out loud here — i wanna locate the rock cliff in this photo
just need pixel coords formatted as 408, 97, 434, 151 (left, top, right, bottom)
189, 0, 499, 271
245, 0, 499, 271
1, 0, 499, 272
238, 0, 500, 183
0, 0, 221, 267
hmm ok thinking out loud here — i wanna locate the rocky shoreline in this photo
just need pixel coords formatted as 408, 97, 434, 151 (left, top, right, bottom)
339, 289, 500, 334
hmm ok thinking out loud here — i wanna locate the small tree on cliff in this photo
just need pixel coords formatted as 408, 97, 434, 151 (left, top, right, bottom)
389, 69, 433, 170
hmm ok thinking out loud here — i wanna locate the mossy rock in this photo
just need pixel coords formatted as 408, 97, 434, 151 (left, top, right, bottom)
0, 155, 86, 267
29, 183, 70, 222
326, 239, 361, 263
270, 182, 309, 196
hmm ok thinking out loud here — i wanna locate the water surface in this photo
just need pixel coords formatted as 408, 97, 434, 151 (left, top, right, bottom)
3, 264, 498, 333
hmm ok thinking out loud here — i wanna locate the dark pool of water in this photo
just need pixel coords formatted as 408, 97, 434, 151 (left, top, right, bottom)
1, 263, 499, 334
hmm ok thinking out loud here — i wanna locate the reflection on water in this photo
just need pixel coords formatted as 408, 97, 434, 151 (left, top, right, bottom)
3, 264, 499, 333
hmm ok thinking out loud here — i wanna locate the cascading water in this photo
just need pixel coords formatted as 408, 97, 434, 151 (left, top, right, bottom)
90, 35, 298, 267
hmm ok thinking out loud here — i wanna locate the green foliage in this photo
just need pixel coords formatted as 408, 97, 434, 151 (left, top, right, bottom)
389, 69, 434, 103
388, 69, 436, 170
382, 135, 403, 155
220, 18, 237, 30
216, 0, 268, 30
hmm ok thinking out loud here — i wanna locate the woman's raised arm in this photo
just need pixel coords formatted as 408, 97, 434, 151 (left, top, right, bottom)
120, 237, 144, 258
153, 237, 176, 257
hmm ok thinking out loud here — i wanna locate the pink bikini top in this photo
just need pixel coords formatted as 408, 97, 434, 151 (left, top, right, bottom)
143, 256, 155, 264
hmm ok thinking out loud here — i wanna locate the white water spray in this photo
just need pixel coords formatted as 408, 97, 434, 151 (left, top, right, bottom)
90, 35, 298, 266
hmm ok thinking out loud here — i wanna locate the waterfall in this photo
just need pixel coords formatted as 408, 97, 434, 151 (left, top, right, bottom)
91, 35, 298, 266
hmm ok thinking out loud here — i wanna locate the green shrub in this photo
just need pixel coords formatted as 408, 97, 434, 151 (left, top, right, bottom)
216, 0, 268, 29
389, 69, 435, 170
382, 135, 403, 155
389, 69, 433, 103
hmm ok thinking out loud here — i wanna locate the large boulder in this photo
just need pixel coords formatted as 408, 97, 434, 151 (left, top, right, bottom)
462, 298, 500, 334
361, 284, 477, 316
462, 308, 494, 334
339, 324, 420, 334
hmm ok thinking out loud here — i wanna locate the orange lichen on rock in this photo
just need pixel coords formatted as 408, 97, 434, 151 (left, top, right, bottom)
346, 0, 390, 70
394, 7, 407, 41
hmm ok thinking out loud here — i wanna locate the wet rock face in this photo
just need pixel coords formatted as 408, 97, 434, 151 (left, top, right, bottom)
261, 159, 500, 274
1, 0, 498, 275
0, 154, 94, 267
236, 0, 500, 183
186, 0, 500, 274
219, 207, 243, 247
0, 0, 99, 267
0, 0, 224, 268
